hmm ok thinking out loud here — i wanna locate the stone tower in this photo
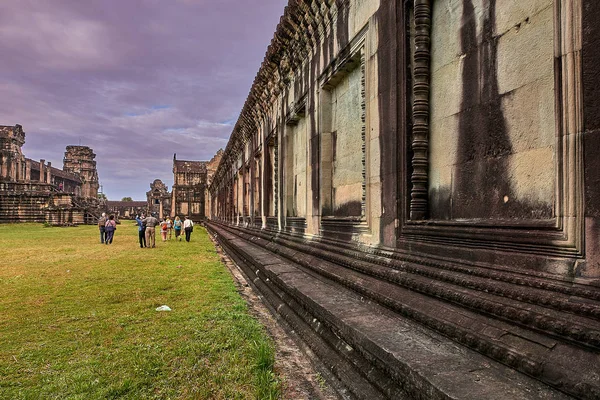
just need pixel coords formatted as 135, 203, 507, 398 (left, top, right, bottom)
0, 124, 26, 182
63, 146, 99, 199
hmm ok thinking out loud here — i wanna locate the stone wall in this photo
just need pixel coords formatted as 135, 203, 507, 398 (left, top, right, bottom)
0, 125, 26, 182
209, 0, 591, 278
105, 201, 147, 219
206, 0, 600, 398
428, 0, 555, 221
170, 156, 206, 220
0, 125, 101, 224
63, 146, 99, 199
146, 179, 171, 218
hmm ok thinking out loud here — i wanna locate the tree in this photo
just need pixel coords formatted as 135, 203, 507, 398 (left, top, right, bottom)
97, 193, 107, 200
121, 197, 133, 202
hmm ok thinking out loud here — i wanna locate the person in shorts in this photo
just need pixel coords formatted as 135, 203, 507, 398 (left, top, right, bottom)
173, 216, 182, 241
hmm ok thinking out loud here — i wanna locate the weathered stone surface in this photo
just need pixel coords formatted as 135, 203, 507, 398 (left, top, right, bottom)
0, 125, 101, 224
209, 221, 588, 399
63, 146, 99, 199
205, 0, 600, 397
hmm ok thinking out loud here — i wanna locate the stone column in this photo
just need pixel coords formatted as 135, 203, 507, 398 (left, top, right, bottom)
39, 160, 45, 182
46, 162, 52, 185
24, 159, 30, 182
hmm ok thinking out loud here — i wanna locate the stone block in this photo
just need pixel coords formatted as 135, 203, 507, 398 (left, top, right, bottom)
352, 0, 380, 38
429, 113, 459, 171
507, 146, 555, 206
368, 137, 381, 180
495, 0, 554, 37
502, 73, 555, 153
431, 58, 463, 121
333, 159, 363, 187
334, 181, 363, 207
497, 5, 554, 95
431, 0, 465, 71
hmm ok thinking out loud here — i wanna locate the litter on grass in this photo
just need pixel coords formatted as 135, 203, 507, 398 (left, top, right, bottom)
155, 305, 172, 312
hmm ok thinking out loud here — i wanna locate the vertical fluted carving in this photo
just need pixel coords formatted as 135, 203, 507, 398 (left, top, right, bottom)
274, 135, 279, 218
360, 50, 367, 217
410, 0, 431, 220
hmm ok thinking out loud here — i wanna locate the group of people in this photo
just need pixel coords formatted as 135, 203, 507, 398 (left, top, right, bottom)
97, 213, 195, 247
97, 213, 117, 245
134, 214, 194, 248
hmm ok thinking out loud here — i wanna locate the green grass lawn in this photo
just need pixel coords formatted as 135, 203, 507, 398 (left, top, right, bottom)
0, 223, 279, 399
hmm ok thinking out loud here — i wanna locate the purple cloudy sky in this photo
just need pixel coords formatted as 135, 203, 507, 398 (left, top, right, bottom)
0, 0, 287, 200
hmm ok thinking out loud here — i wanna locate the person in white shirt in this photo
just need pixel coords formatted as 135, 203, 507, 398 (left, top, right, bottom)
183, 216, 194, 242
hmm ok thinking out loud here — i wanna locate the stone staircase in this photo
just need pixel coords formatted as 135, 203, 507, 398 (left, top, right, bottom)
0, 192, 49, 223
70, 196, 101, 225
206, 220, 600, 400
0, 183, 100, 225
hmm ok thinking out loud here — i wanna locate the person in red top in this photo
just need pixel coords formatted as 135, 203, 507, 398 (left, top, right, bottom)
104, 215, 117, 244
160, 219, 168, 241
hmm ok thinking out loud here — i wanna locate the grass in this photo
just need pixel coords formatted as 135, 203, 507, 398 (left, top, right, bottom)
0, 223, 280, 399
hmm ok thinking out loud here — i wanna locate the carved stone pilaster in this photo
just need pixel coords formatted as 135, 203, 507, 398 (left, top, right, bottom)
409, 0, 431, 220
360, 49, 367, 217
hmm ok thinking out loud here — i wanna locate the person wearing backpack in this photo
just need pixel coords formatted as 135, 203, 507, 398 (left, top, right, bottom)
166, 217, 173, 240
160, 219, 168, 242
173, 216, 183, 241
183, 216, 194, 242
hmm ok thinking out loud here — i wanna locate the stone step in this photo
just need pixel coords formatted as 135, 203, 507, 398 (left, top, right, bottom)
274, 228, 600, 302
217, 236, 396, 399
231, 225, 600, 347
217, 223, 600, 398
252, 226, 600, 303
209, 222, 586, 399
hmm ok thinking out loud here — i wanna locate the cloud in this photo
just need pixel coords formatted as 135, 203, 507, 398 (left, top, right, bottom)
0, 0, 288, 200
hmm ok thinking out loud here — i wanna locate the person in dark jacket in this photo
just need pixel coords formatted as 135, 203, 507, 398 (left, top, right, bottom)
135, 214, 146, 248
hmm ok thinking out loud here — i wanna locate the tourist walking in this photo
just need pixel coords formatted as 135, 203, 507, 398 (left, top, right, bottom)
135, 214, 146, 248
173, 216, 182, 241
104, 215, 117, 244
143, 214, 159, 248
98, 212, 107, 244
166, 217, 173, 239
183, 216, 194, 242
160, 219, 168, 242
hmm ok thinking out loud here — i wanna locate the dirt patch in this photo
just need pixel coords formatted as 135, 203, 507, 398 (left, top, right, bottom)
211, 237, 341, 400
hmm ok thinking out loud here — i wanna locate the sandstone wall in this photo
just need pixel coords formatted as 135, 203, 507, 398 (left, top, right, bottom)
209, 0, 594, 278
205, 2, 600, 397
428, 0, 555, 220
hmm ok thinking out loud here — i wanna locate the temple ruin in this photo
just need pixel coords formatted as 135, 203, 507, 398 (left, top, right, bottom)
105, 200, 147, 220
0, 124, 101, 224
146, 179, 171, 218
206, 1, 600, 398
171, 150, 223, 220
144, 150, 223, 220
